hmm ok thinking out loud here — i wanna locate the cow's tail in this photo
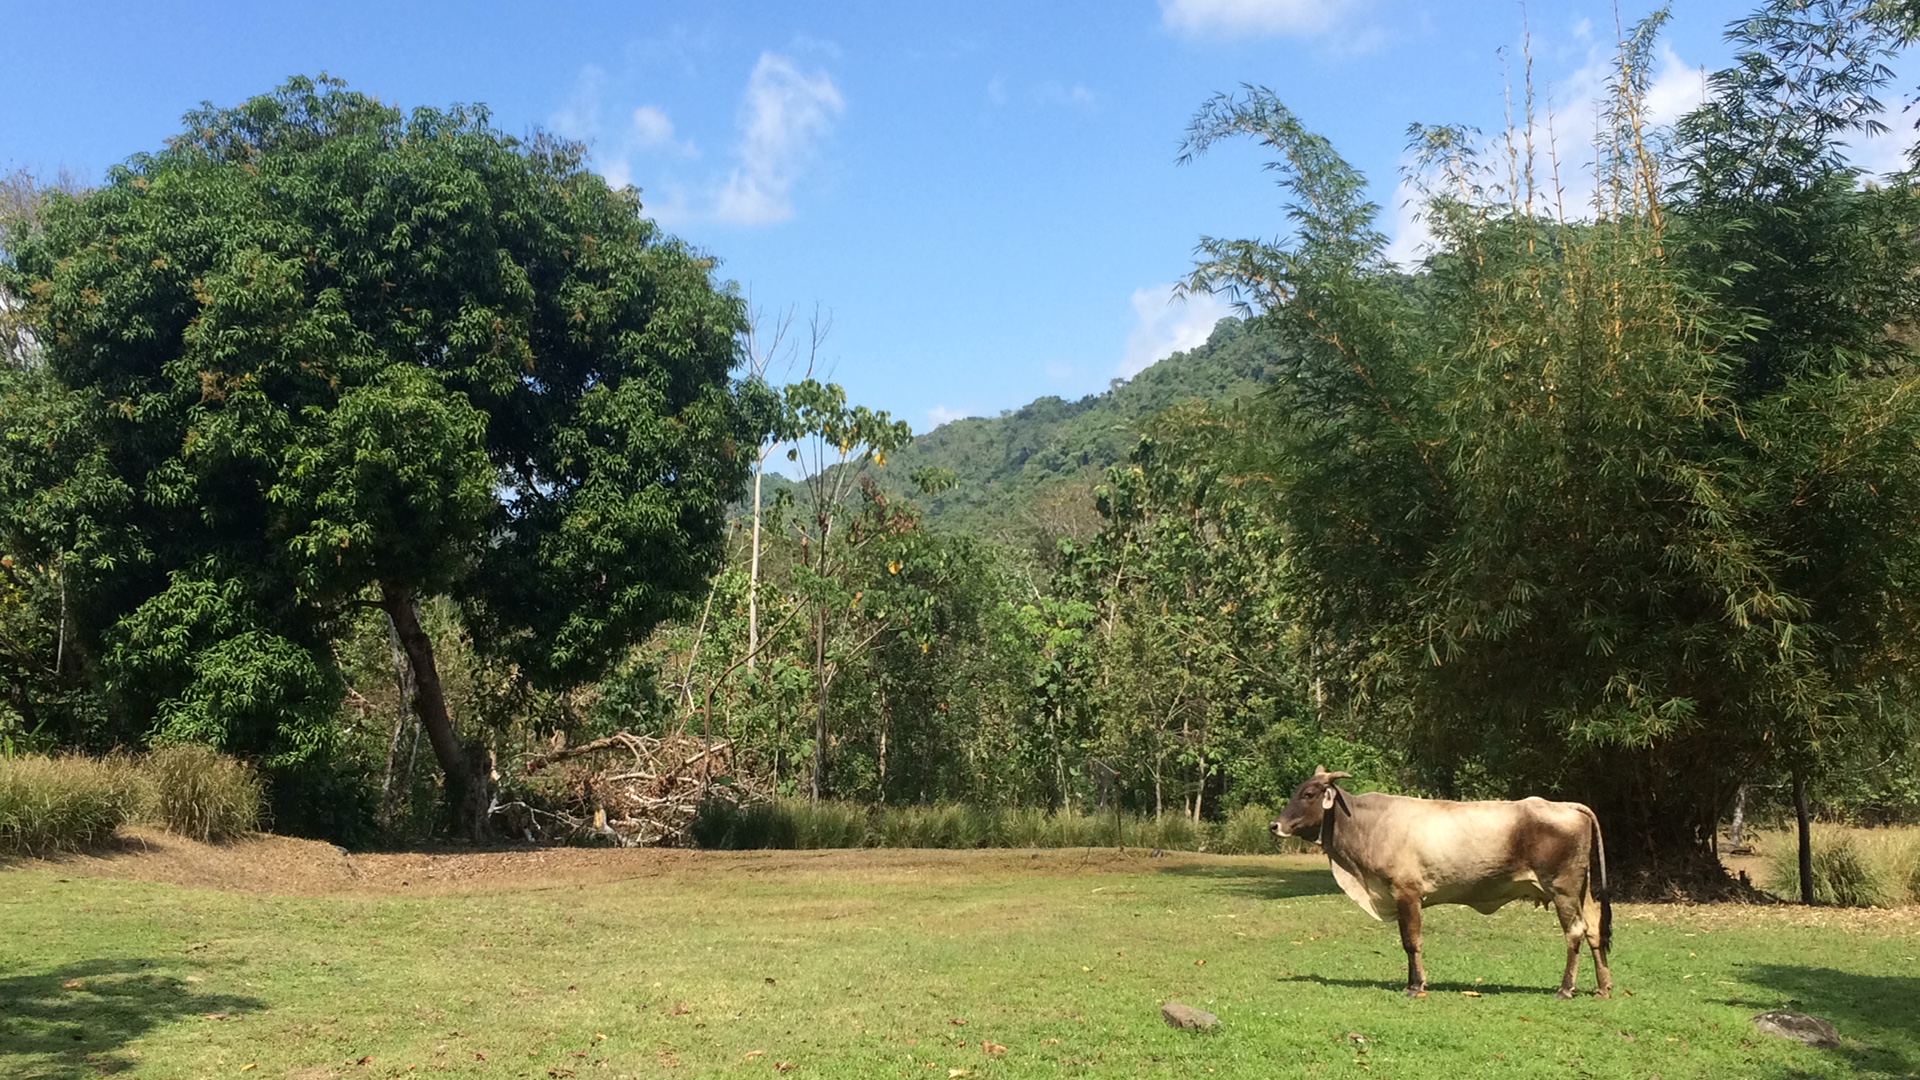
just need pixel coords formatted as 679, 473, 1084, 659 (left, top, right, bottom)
1585, 807, 1612, 953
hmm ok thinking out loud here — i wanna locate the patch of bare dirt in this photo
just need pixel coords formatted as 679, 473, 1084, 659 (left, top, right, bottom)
1622, 901, 1920, 933
10, 826, 1320, 898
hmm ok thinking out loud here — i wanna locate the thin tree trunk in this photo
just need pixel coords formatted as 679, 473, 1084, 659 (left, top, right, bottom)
1728, 783, 1747, 849
381, 586, 491, 841
811, 608, 828, 802
378, 613, 418, 828
1793, 767, 1814, 905
877, 692, 889, 805
748, 457, 765, 673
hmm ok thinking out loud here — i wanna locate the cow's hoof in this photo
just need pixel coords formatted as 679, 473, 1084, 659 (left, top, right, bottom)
1596, 988, 1613, 1000
1406, 988, 1428, 999
1555, 987, 1576, 1000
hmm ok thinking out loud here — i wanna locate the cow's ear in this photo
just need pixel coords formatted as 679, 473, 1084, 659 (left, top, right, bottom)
1321, 787, 1337, 811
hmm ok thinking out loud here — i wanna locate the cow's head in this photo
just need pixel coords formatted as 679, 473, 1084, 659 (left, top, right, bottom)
1271, 765, 1352, 842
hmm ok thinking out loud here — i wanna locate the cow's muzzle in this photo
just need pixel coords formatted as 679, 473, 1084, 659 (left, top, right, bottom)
1271, 819, 1289, 838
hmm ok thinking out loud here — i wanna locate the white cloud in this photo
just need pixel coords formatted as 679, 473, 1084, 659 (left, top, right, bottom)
1034, 82, 1099, 110
1847, 121, 1913, 179
1384, 41, 1707, 267
628, 105, 699, 158
714, 52, 847, 226
1120, 284, 1235, 378
926, 405, 977, 429
549, 65, 608, 142
1160, 0, 1360, 38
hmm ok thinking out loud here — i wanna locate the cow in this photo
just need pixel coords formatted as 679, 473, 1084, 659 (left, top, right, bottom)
1272, 766, 1612, 999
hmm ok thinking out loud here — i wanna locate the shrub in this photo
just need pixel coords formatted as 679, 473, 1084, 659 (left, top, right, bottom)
1767, 825, 1917, 907
1215, 804, 1279, 855
0, 754, 141, 856
690, 797, 1332, 856
1152, 814, 1199, 852
140, 744, 264, 842
787, 799, 868, 849
693, 798, 868, 850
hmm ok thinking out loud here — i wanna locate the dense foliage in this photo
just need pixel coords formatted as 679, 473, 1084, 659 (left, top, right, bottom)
1, 77, 755, 837
4, 1, 1919, 878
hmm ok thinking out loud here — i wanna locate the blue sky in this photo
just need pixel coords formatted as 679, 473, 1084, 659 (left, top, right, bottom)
5, 1, 1914, 435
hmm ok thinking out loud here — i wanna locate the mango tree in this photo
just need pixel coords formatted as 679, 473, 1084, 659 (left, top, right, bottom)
1, 77, 755, 838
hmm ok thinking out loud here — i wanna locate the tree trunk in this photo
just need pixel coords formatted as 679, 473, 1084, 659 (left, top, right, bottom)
811, 608, 828, 802
748, 457, 764, 673
877, 689, 890, 804
1794, 767, 1815, 906
378, 613, 418, 829
1728, 783, 1747, 849
381, 586, 491, 841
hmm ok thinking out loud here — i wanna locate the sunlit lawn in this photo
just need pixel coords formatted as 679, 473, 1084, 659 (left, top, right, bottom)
3, 844, 1917, 1078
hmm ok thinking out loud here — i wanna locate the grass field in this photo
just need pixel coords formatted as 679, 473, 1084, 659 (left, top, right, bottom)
3, 831, 1918, 1079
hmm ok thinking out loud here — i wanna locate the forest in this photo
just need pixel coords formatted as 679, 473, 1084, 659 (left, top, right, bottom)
4, 0, 1919, 891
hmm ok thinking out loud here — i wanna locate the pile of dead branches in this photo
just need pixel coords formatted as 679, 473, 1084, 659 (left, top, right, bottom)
498, 733, 765, 847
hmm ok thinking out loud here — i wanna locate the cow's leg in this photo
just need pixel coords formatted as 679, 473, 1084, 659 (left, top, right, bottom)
1395, 889, 1427, 996
1551, 892, 1584, 999
1586, 892, 1613, 999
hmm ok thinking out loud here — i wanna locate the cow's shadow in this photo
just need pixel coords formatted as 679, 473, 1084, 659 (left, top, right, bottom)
0, 958, 263, 1079
1724, 963, 1920, 1078
1275, 972, 1567, 996
1153, 862, 1340, 901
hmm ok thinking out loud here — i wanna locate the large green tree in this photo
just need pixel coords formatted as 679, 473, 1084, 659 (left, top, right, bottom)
1, 77, 755, 837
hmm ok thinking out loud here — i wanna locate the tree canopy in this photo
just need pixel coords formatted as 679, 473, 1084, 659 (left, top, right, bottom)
1, 76, 756, 835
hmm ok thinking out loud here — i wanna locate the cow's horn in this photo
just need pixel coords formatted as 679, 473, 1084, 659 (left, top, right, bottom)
1325, 771, 1353, 782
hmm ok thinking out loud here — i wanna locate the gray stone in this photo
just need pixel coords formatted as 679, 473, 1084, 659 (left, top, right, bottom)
1161, 1002, 1219, 1031
1751, 1010, 1839, 1048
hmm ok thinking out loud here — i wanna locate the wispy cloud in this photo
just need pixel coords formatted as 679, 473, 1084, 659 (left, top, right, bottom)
1120, 284, 1234, 378
714, 52, 847, 226
1160, 0, 1363, 38
630, 105, 699, 157
549, 65, 608, 142
1033, 82, 1099, 110
1385, 39, 1708, 267
926, 405, 978, 430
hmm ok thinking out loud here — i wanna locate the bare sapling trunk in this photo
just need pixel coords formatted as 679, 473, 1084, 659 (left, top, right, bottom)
378, 613, 418, 828
1793, 767, 1814, 906
748, 458, 765, 672
811, 608, 829, 802
381, 586, 492, 841
1728, 783, 1747, 849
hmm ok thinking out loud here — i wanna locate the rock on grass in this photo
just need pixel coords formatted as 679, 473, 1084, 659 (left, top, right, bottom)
1751, 1010, 1838, 1048
1161, 1002, 1218, 1030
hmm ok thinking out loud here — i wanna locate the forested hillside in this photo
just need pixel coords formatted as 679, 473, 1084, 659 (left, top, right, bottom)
831, 317, 1283, 538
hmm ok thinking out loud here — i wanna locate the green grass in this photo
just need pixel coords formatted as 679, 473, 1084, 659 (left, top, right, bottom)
4, 847, 1918, 1078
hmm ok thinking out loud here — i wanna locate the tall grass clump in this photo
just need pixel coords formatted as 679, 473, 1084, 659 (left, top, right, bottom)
693, 798, 868, 849
690, 798, 1323, 854
0, 754, 141, 856
1767, 825, 1920, 907
1214, 804, 1279, 854
875, 803, 993, 849
139, 744, 264, 842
